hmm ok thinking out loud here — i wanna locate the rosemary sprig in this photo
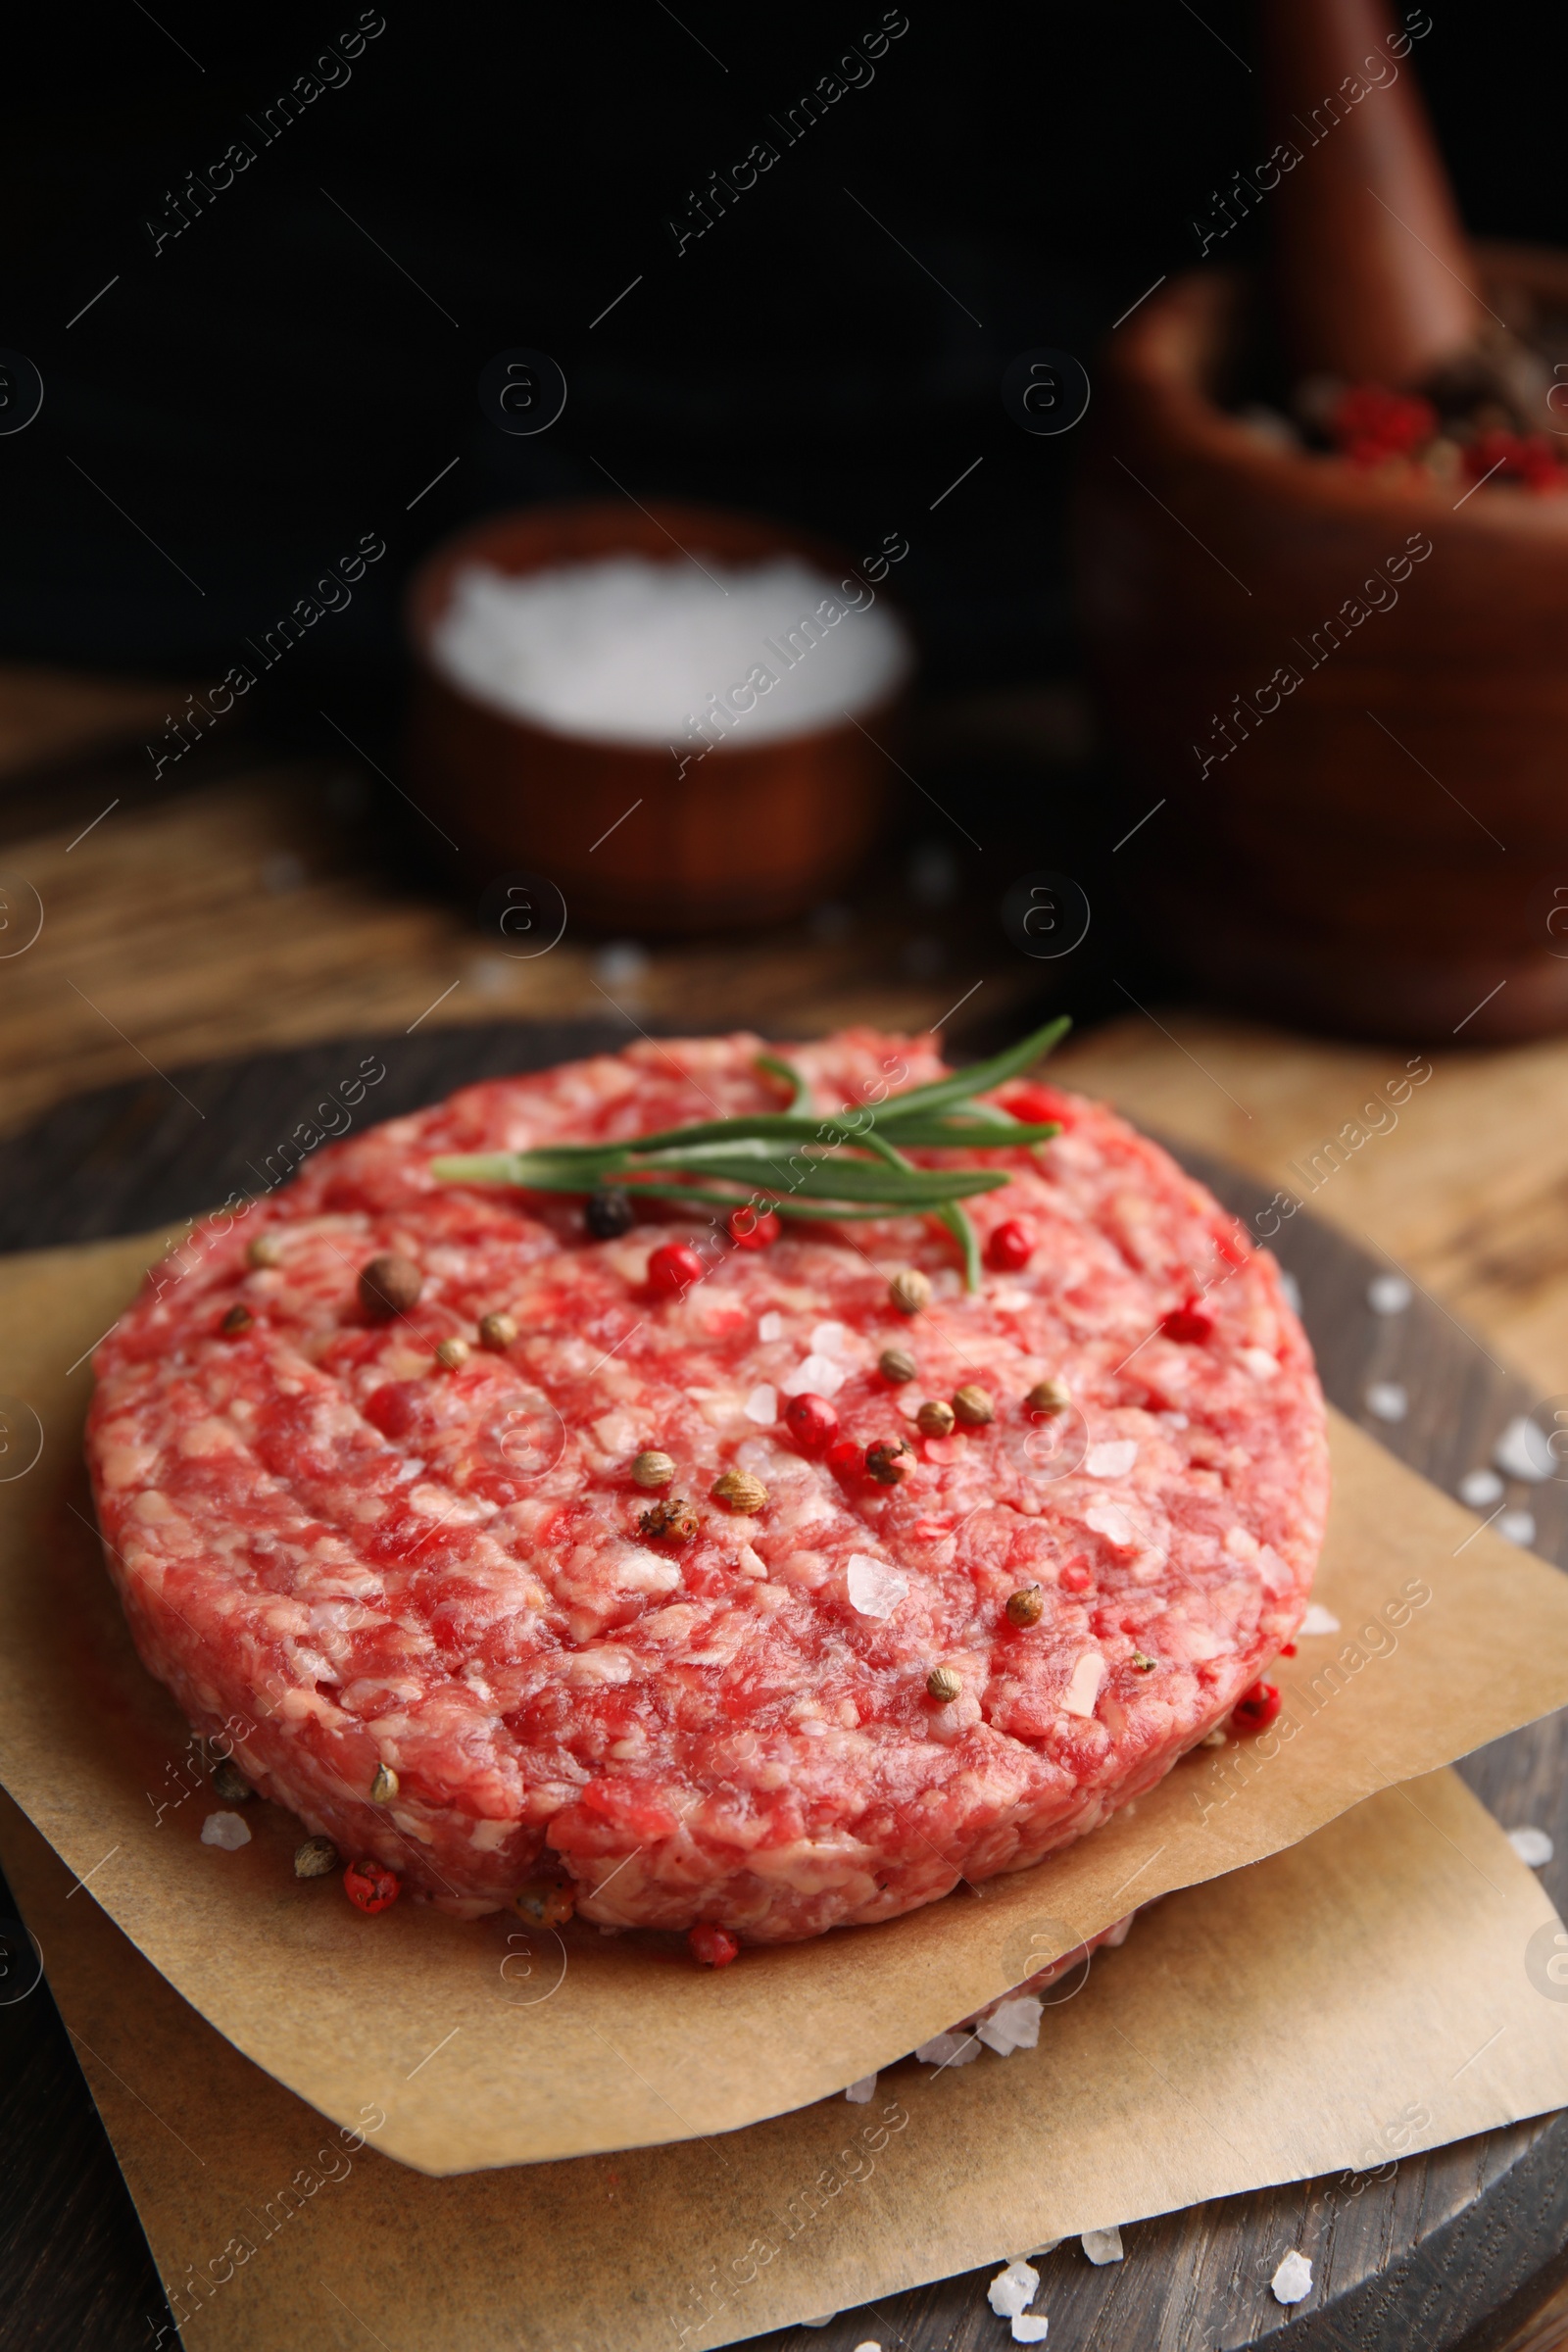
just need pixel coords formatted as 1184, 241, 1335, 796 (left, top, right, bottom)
431, 1014, 1070, 1287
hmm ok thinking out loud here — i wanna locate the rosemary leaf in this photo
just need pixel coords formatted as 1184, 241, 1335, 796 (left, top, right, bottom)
429, 1014, 1071, 1290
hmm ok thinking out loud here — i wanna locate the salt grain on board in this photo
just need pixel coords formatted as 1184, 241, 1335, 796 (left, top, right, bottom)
1494, 1415, 1557, 1483
200, 1811, 251, 1849
1081, 2226, 1124, 2264
844, 2072, 878, 2102
988, 2260, 1040, 2320
1012, 2321, 1050, 2344
1365, 1381, 1407, 1423
1497, 1510, 1537, 1548
1459, 1467, 1504, 1508
1271, 2250, 1313, 2305
1299, 1602, 1341, 1637
1508, 1827, 1554, 1867
1368, 1273, 1412, 1314
846, 1554, 908, 1619
1279, 1270, 1302, 1314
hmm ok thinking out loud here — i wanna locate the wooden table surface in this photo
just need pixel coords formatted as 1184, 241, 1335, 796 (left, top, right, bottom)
5, 662, 1568, 2348
5, 663, 1568, 1409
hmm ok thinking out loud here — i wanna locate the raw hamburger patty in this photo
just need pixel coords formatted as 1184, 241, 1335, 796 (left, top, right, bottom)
87, 1030, 1328, 1938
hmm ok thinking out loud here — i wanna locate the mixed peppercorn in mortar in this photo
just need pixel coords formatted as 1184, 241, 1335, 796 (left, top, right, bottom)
85, 1029, 1328, 1943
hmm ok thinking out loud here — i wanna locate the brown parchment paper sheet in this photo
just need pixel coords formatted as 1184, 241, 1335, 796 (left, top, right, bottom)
4, 1768, 1565, 2352
3, 1231, 1568, 2177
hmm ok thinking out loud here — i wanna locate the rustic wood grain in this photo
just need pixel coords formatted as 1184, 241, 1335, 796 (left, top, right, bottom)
0, 758, 1047, 1145
2, 1032, 1567, 2351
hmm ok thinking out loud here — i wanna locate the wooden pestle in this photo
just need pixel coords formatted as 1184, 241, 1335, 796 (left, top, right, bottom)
1261, 0, 1483, 387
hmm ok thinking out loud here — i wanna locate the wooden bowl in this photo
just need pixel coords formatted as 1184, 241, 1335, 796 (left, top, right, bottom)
405, 500, 909, 935
1075, 243, 1568, 1042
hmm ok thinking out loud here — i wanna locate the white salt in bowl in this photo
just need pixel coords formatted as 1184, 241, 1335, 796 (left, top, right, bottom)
405, 501, 915, 933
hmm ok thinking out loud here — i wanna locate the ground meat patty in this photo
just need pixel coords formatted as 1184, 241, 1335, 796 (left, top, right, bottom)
86, 1029, 1328, 1938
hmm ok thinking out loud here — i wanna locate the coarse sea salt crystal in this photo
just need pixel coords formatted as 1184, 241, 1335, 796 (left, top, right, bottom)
782, 1352, 848, 1398
1086, 1439, 1138, 1479
744, 1384, 778, 1425
758, 1311, 784, 1343
1366, 1381, 1407, 1422
1299, 1602, 1341, 1637
846, 1555, 908, 1620
1012, 2321, 1049, 2344
1060, 1653, 1104, 1719
201, 1811, 251, 1849
1279, 1270, 1302, 1314
916, 2029, 980, 2066
809, 1320, 854, 1357
987, 2260, 1040, 2320
1369, 1273, 1412, 1314
975, 1995, 1043, 2055
1460, 1467, 1504, 1508
845, 2073, 878, 2102
1497, 1509, 1537, 1547
1271, 2249, 1313, 2305
1081, 2226, 1123, 2264
1508, 1826, 1554, 1867
429, 553, 911, 746
1494, 1414, 1557, 1482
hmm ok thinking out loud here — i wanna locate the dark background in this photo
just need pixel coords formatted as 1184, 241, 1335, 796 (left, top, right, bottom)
1, 0, 1553, 748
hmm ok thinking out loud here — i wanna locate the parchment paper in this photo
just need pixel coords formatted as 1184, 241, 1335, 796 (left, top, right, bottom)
4, 1767, 1564, 2352
3, 1231, 1568, 2176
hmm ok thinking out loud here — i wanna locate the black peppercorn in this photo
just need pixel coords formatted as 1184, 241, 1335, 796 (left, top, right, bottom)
585, 1190, 635, 1240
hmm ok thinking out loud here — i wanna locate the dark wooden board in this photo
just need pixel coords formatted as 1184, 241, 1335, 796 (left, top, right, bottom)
0, 1021, 1565, 2352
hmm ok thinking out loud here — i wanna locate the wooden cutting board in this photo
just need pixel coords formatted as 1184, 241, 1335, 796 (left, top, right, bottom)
0, 1020, 1565, 2352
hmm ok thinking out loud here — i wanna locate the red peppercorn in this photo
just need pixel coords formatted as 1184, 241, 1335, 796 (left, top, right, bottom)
1330, 383, 1435, 462
1162, 1297, 1214, 1345
343, 1857, 401, 1913
987, 1218, 1036, 1273
646, 1241, 705, 1297
785, 1392, 839, 1451
1520, 434, 1568, 492
1458, 428, 1567, 493
1230, 1680, 1282, 1735
1279, 1641, 1298, 1657
1001, 1082, 1069, 1129
824, 1437, 862, 1477
688, 1922, 740, 1968
727, 1203, 782, 1250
